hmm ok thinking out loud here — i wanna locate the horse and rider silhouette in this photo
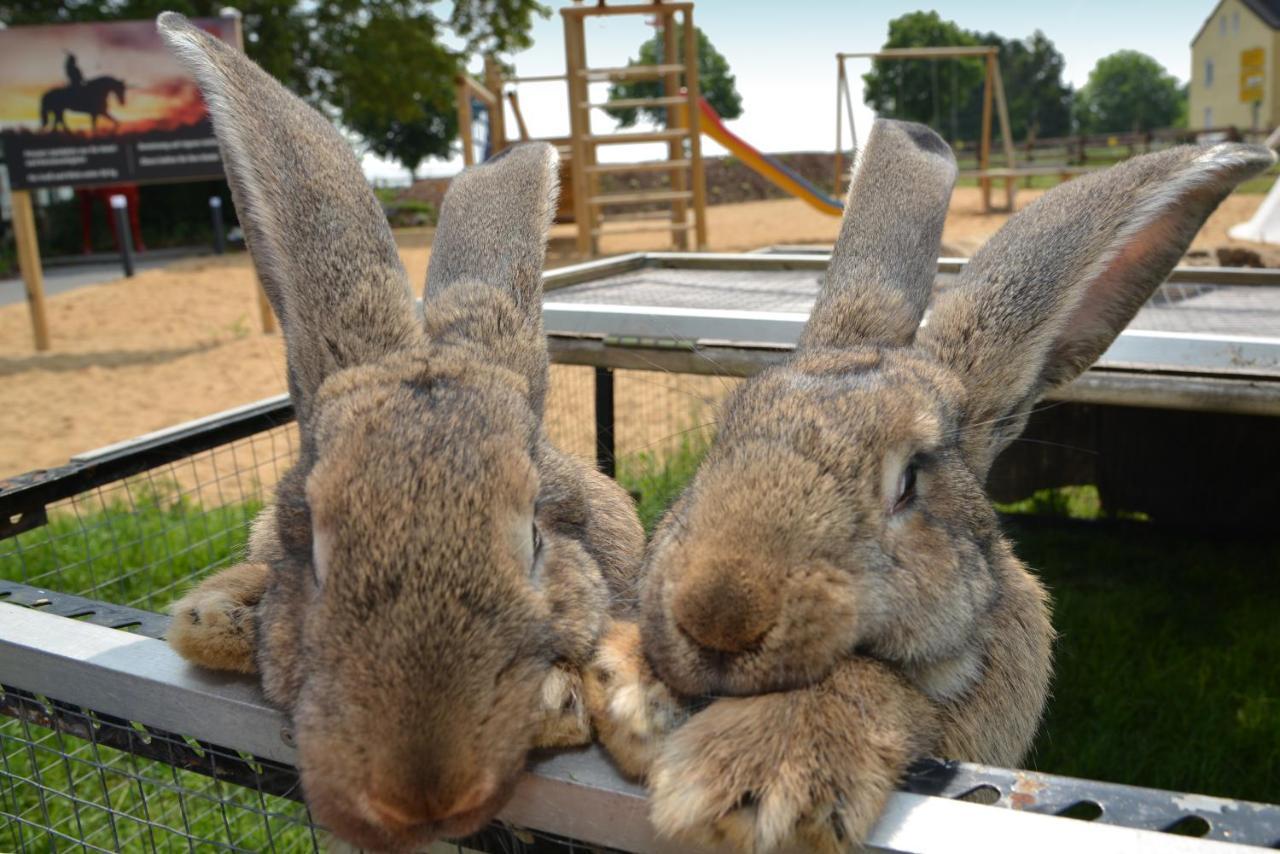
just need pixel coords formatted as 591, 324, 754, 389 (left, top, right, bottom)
40, 52, 126, 133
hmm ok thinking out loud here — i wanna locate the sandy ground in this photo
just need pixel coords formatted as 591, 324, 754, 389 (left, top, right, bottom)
0, 187, 1267, 481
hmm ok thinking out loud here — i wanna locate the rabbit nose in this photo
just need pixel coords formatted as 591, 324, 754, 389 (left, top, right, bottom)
365, 773, 497, 831
672, 567, 779, 654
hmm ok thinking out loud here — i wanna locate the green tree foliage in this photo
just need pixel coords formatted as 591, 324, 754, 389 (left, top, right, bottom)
1074, 50, 1186, 134
0, 0, 550, 174
974, 30, 1073, 140
861, 12, 984, 142
605, 25, 742, 128
862, 12, 1073, 143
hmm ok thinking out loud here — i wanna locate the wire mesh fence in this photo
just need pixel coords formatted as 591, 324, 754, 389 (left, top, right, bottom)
1, 687, 318, 854
0, 364, 723, 851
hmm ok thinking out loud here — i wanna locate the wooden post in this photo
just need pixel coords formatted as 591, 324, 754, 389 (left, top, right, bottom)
563, 12, 593, 256
979, 51, 994, 212
991, 54, 1017, 211
457, 76, 475, 167
662, 11, 689, 250
255, 275, 276, 334
508, 91, 531, 141
834, 56, 844, 194
484, 56, 507, 155
683, 7, 708, 250
11, 190, 50, 351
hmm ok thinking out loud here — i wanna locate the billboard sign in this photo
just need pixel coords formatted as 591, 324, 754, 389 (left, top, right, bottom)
0, 17, 236, 190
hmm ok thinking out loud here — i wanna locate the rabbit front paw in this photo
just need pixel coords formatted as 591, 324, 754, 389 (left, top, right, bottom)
648, 661, 925, 853
167, 562, 269, 674
534, 663, 593, 748
583, 620, 689, 780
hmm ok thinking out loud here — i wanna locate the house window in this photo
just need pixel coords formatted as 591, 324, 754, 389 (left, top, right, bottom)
1205, 106, 1214, 127
1233, 11, 1240, 31
1220, 15, 1226, 35
1206, 58, 1215, 86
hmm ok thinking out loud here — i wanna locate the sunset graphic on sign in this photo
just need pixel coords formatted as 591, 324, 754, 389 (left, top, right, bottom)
0, 17, 236, 136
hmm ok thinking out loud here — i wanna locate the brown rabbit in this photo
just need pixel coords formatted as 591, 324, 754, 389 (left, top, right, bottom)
156, 13, 642, 852
585, 120, 1274, 851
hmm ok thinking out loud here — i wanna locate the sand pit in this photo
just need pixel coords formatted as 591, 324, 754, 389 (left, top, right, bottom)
0, 188, 1266, 481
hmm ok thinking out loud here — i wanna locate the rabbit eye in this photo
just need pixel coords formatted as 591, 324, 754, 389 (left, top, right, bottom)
531, 522, 544, 567
893, 461, 919, 514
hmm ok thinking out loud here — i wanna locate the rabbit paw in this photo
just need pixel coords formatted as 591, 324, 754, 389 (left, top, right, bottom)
648, 661, 927, 853
583, 621, 689, 780
534, 663, 593, 748
167, 563, 269, 674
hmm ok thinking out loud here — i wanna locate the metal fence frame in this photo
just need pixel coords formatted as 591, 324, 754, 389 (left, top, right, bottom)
4, 602, 1278, 853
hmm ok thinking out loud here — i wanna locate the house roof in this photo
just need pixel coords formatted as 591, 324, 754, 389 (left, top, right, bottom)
1193, 0, 1280, 44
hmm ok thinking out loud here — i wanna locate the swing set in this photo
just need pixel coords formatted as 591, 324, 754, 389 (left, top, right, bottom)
835, 46, 1020, 212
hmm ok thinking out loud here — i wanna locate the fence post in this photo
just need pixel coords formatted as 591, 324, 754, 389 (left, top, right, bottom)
594, 366, 616, 479
109, 194, 135, 278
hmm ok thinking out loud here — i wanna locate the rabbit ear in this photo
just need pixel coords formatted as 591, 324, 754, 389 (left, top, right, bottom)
157, 13, 419, 427
422, 142, 559, 415
918, 142, 1275, 472
426, 142, 558, 317
800, 119, 956, 350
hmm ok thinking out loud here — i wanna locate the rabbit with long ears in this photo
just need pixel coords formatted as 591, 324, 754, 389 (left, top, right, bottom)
585, 120, 1274, 851
156, 13, 643, 851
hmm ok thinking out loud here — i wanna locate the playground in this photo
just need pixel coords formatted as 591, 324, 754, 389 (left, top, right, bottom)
1, 185, 1271, 478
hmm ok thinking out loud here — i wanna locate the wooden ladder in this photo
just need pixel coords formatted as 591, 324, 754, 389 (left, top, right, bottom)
562, 2, 708, 256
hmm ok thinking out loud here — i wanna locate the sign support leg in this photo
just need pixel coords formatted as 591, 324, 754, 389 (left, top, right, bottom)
12, 190, 51, 352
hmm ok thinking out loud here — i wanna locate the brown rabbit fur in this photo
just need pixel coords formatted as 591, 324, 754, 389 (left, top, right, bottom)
157, 13, 642, 852
584, 121, 1274, 852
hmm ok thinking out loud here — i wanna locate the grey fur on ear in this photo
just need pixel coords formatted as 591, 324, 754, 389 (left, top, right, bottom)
421, 142, 560, 418
157, 12, 418, 427
800, 119, 957, 351
426, 142, 559, 316
918, 141, 1275, 472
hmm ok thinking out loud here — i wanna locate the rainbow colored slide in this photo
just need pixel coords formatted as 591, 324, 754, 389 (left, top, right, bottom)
698, 96, 843, 217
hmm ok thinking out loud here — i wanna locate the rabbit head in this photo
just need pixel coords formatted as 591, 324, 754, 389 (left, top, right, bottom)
158, 14, 637, 851
638, 119, 1273, 700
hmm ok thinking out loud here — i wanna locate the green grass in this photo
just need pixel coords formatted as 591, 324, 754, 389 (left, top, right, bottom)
1, 459, 1276, 850
1015, 517, 1280, 802
617, 432, 710, 534
0, 483, 262, 612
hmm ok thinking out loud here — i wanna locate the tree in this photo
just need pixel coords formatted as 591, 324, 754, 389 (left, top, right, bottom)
972, 30, 1073, 140
862, 13, 1073, 144
605, 25, 742, 128
861, 11, 984, 142
1074, 50, 1185, 134
0, 0, 550, 174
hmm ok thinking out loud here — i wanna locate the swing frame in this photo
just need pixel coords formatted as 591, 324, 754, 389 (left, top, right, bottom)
835, 46, 1017, 212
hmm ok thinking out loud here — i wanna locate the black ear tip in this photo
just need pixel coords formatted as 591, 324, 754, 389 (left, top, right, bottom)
900, 122, 951, 157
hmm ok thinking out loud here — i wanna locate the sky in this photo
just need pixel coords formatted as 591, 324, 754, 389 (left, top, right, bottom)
366, 0, 1221, 181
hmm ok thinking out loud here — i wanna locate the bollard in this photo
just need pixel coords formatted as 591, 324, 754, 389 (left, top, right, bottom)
209, 196, 226, 255
109, 194, 135, 278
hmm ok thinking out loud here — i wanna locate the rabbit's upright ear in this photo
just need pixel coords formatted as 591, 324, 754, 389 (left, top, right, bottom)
424, 142, 559, 415
918, 143, 1275, 473
157, 13, 419, 427
800, 119, 956, 350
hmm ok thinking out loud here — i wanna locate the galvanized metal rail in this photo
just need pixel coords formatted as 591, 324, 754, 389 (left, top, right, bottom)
540, 252, 1280, 417
1, 601, 1277, 852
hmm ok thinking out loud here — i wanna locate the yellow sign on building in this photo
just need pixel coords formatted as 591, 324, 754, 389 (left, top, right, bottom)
1241, 47, 1266, 102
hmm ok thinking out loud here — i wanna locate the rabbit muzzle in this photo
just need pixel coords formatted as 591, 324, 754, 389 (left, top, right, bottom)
301, 753, 515, 851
